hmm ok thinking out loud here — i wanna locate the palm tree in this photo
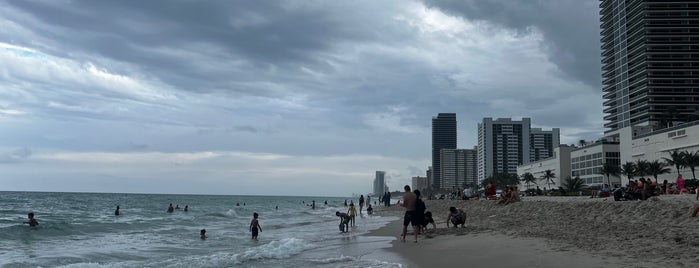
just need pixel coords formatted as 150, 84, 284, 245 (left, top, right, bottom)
578, 139, 587, 147
540, 169, 556, 189
620, 162, 636, 182
520, 172, 537, 190
562, 176, 585, 192
681, 150, 699, 180
663, 150, 685, 176
647, 160, 671, 183
598, 162, 620, 186
635, 159, 650, 178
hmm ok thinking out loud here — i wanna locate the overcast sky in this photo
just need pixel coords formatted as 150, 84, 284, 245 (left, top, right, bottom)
0, 0, 602, 196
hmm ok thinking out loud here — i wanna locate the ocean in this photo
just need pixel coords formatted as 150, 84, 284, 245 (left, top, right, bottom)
0, 192, 402, 268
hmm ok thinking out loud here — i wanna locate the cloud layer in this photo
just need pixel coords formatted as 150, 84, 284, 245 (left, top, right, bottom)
0, 0, 603, 195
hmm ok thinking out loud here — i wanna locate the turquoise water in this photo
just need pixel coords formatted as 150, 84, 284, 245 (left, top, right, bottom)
0, 192, 401, 267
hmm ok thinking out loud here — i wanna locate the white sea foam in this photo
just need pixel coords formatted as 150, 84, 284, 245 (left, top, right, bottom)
310, 255, 357, 264
233, 237, 313, 264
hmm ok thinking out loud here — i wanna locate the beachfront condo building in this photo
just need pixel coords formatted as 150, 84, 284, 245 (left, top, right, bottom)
600, 0, 699, 167
432, 113, 457, 190
411, 176, 429, 193
373, 171, 387, 197
517, 145, 574, 190
478, 118, 560, 183
570, 141, 621, 186
601, 0, 699, 132
439, 148, 477, 189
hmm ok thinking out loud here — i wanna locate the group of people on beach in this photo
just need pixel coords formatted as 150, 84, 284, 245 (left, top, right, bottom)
335, 194, 378, 233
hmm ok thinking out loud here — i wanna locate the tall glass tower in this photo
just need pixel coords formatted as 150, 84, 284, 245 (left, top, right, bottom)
601, 0, 699, 132
431, 113, 457, 190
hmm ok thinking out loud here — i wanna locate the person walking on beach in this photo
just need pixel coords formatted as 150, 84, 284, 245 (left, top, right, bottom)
400, 185, 418, 243
24, 212, 39, 227
335, 211, 351, 233
114, 206, 120, 216
250, 212, 262, 240
358, 195, 364, 214
413, 190, 427, 234
347, 202, 357, 226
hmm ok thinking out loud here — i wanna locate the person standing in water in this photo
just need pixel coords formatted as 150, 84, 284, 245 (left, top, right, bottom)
347, 202, 357, 226
24, 212, 39, 227
184, 205, 189, 212
167, 204, 174, 213
200, 229, 207, 240
250, 212, 262, 240
311, 200, 316, 209
358, 195, 365, 214
114, 206, 120, 216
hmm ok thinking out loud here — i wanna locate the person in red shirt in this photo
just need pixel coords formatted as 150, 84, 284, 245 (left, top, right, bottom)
485, 182, 497, 200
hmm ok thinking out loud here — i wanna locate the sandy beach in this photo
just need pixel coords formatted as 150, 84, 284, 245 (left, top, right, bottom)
370, 195, 699, 267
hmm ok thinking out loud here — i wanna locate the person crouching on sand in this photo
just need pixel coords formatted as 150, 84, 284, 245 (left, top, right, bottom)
446, 207, 465, 228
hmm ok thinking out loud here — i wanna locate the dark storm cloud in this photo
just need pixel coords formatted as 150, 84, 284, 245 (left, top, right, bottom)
2, 0, 393, 95
422, 0, 601, 87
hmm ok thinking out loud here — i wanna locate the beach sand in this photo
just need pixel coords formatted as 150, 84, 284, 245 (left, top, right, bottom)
369, 195, 699, 267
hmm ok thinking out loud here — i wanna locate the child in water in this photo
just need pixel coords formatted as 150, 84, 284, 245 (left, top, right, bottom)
250, 212, 262, 240
347, 202, 357, 226
24, 213, 39, 227
200, 229, 207, 240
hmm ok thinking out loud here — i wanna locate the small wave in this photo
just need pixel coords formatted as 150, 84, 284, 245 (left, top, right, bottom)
53, 262, 110, 268
310, 255, 357, 264
233, 237, 313, 264
206, 212, 230, 218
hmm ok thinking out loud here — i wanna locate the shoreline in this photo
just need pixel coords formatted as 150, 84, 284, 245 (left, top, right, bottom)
366, 195, 699, 267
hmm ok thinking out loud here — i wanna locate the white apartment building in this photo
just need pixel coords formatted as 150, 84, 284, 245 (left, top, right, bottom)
478, 118, 559, 184
411, 176, 429, 192
571, 142, 621, 186
517, 146, 572, 190
624, 121, 699, 182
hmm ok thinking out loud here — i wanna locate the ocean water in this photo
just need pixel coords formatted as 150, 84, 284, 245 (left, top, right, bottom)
0, 192, 402, 268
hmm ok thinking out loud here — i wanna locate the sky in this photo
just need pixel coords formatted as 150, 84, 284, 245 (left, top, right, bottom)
0, 0, 603, 196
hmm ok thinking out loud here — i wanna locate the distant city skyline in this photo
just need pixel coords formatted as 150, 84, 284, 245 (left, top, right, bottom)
0, 1, 603, 196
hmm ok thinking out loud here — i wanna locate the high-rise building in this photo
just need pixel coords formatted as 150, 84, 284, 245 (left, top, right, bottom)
440, 148, 478, 189
373, 171, 386, 196
411, 176, 429, 192
432, 113, 457, 189
530, 128, 561, 161
601, 0, 699, 133
478, 118, 559, 183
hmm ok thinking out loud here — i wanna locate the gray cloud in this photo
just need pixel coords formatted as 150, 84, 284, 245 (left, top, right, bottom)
0, 1, 605, 194
0, 147, 32, 163
422, 0, 602, 87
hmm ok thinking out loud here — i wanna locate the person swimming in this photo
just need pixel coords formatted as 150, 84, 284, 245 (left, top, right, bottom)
24, 212, 39, 227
